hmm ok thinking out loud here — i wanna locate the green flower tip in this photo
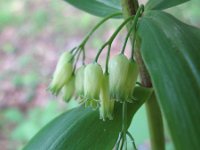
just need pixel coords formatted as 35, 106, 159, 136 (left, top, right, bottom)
48, 83, 62, 96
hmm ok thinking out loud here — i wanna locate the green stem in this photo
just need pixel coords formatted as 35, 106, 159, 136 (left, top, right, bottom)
121, 0, 139, 17
94, 16, 134, 62
120, 102, 127, 150
94, 42, 108, 62
116, 132, 122, 150
70, 47, 77, 53
145, 93, 165, 150
105, 44, 111, 74
73, 47, 80, 56
120, 1, 165, 150
82, 48, 86, 65
126, 131, 137, 150
135, 40, 165, 150
120, 5, 144, 56
73, 49, 82, 72
79, 12, 122, 48
130, 5, 144, 59
122, 102, 127, 137
108, 16, 134, 44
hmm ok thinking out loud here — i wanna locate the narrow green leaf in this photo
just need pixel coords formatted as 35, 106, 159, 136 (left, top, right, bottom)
146, 0, 190, 10
23, 87, 153, 150
64, 0, 121, 18
138, 10, 200, 150
97, 0, 121, 9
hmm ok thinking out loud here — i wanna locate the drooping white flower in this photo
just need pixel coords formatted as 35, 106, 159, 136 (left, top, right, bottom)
62, 75, 75, 102
99, 74, 114, 121
109, 54, 129, 101
84, 63, 103, 100
75, 65, 85, 97
49, 51, 74, 96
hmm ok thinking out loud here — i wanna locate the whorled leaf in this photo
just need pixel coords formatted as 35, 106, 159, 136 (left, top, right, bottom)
64, 0, 121, 18
23, 86, 153, 150
97, 0, 121, 9
138, 10, 200, 150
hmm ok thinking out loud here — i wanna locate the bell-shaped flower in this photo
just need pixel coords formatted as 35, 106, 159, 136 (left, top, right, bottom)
99, 74, 114, 121
75, 65, 85, 97
62, 75, 75, 102
109, 54, 129, 101
49, 51, 74, 96
84, 63, 103, 100
126, 59, 139, 102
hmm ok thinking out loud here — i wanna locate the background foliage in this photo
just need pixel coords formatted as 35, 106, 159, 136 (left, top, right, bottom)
0, 0, 199, 150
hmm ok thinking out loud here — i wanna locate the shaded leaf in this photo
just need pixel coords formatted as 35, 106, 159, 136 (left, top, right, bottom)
64, 0, 121, 18
23, 86, 153, 150
138, 10, 200, 150
97, 0, 121, 9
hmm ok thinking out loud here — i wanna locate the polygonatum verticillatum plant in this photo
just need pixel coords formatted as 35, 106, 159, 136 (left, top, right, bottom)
24, 0, 200, 150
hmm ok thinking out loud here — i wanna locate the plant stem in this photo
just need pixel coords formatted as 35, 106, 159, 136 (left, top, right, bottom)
108, 16, 134, 44
94, 42, 108, 62
79, 12, 122, 48
120, 5, 144, 55
105, 44, 111, 74
82, 48, 86, 65
121, 102, 127, 150
122, 102, 127, 137
135, 40, 165, 150
135, 40, 152, 87
146, 93, 165, 150
73, 49, 82, 72
120, 0, 165, 150
116, 132, 122, 150
94, 16, 134, 63
126, 131, 137, 150
121, 0, 139, 17
73, 13, 122, 65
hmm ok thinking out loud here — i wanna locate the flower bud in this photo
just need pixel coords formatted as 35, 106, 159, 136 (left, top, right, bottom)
99, 74, 114, 121
109, 54, 129, 101
49, 51, 74, 96
84, 63, 103, 100
75, 66, 85, 97
62, 76, 75, 102
126, 60, 139, 102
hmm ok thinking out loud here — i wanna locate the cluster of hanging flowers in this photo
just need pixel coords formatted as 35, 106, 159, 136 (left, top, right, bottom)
47, 5, 146, 150
49, 50, 138, 121
48, 5, 144, 121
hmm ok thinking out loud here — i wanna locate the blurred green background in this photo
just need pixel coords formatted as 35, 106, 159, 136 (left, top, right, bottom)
0, 0, 199, 150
